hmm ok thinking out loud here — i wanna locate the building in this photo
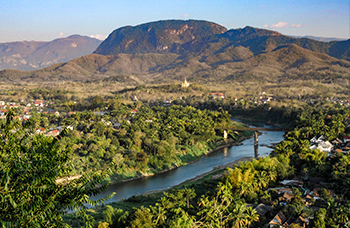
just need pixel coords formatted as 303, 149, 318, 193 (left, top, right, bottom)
181, 78, 190, 88
210, 93, 225, 99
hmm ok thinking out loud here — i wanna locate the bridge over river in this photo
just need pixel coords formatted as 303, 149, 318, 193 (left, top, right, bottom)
215, 127, 293, 158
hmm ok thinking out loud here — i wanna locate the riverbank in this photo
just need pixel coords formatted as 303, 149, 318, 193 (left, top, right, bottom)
105, 134, 252, 187
232, 115, 291, 129
63, 120, 285, 226
63, 155, 256, 226
141, 156, 254, 196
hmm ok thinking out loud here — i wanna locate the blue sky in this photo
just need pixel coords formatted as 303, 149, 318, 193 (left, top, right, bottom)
1, 0, 349, 42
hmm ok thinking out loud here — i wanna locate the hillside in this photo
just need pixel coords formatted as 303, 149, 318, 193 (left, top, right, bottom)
0, 35, 102, 71
1, 44, 349, 86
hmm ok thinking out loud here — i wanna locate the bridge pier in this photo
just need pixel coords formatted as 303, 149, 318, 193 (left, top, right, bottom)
215, 126, 290, 159
254, 131, 259, 159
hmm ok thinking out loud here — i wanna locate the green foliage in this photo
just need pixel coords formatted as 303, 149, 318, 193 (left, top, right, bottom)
0, 111, 112, 227
224, 156, 294, 200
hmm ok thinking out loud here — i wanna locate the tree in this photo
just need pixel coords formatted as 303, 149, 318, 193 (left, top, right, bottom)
310, 208, 326, 228
129, 206, 154, 228
196, 181, 256, 228
0, 111, 113, 227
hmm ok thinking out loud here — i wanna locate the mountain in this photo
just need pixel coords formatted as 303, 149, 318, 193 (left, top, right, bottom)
94, 20, 227, 55
0, 35, 102, 70
1, 20, 350, 87
95, 22, 350, 61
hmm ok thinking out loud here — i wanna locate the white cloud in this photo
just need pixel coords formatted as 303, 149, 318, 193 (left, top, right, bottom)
291, 24, 302, 28
89, 34, 108, 41
183, 14, 189, 19
270, 21, 288, 28
263, 24, 269, 28
58, 32, 64, 37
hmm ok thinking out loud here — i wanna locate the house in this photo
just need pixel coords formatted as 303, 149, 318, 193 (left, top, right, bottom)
34, 100, 45, 107
317, 141, 333, 152
46, 130, 60, 136
0, 109, 7, 116
210, 93, 225, 99
261, 97, 271, 104
331, 138, 343, 149
310, 135, 325, 144
131, 109, 138, 115
279, 192, 294, 203
164, 98, 173, 104
309, 136, 333, 153
50, 111, 60, 116
8, 104, 20, 108
343, 136, 350, 143
22, 114, 31, 119
36, 128, 46, 134
14, 116, 22, 121
302, 194, 314, 206
280, 179, 303, 188
254, 203, 272, 216
269, 211, 287, 228
278, 187, 293, 195
291, 216, 309, 228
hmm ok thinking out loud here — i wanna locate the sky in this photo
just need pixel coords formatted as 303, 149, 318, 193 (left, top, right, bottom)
1, 0, 349, 43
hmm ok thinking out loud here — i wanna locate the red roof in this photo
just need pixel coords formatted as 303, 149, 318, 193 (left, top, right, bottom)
34, 100, 45, 104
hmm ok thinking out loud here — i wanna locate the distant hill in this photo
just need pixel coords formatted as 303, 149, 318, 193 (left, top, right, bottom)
290, 35, 347, 42
1, 20, 350, 88
0, 35, 102, 70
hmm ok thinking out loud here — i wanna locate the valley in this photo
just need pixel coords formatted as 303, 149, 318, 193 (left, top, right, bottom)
2, 19, 350, 227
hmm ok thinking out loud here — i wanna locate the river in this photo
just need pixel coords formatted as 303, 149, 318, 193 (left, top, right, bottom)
89, 120, 285, 205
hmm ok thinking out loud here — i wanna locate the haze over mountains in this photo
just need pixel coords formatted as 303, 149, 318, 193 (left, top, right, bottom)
0, 35, 101, 71
1, 20, 350, 86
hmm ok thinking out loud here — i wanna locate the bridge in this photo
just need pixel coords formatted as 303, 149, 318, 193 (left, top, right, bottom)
215, 127, 292, 158
215, 127, 293, 132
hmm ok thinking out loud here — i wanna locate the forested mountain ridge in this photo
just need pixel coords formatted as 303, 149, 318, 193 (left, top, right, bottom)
0, 35, 102, 71
93, 20, 227, 55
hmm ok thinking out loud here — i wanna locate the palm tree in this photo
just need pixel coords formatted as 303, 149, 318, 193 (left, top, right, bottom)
244, 206, 259, 228
226, 167, 255, 196
231, 203, 249, 228
150, 204, 167, 226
